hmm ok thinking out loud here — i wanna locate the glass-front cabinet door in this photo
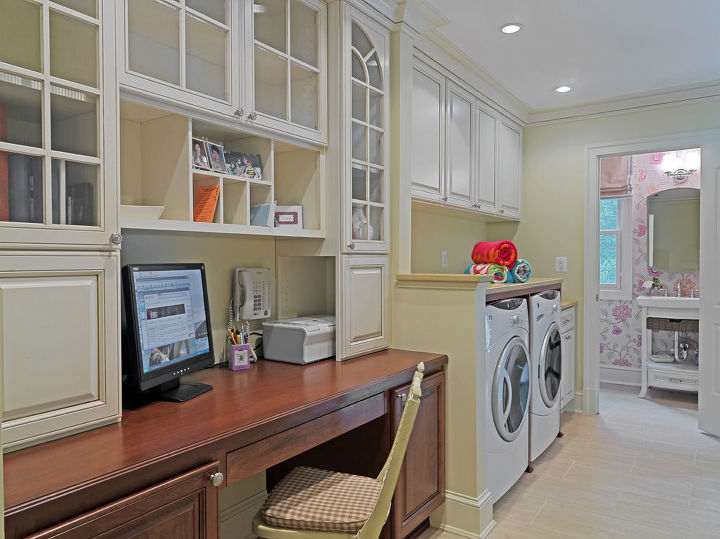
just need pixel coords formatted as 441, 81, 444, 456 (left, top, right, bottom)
344, 8, 389, 253
0, 0, 117, 247
119, 0, 235, 116
250, 0, 326, 144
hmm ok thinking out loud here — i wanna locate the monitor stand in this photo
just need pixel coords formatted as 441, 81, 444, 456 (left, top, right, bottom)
158, 379, 213, 402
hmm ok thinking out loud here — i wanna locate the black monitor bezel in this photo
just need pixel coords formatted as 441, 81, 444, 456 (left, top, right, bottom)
122, 263, 215, 392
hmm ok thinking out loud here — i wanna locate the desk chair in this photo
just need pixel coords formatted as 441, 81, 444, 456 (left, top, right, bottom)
252, 362, 425, 538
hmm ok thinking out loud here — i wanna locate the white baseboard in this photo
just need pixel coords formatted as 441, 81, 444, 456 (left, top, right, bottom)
562, 391, 584, 414
219, 490, 267, 539
600, 366, 641, 386
431, 489, 494, 538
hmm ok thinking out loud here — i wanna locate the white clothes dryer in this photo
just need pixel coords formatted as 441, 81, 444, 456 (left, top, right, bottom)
485, 298, 531, 503
528, 289, 563, 464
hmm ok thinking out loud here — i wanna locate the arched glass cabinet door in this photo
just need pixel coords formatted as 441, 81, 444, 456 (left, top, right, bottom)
346, 14, 389, 253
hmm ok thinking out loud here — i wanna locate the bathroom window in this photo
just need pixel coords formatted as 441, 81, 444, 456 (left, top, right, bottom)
600, 198, 632, 300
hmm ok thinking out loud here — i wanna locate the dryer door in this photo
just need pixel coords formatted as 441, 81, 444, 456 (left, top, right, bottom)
492, 336, 531, 441
539, 323, 562, 408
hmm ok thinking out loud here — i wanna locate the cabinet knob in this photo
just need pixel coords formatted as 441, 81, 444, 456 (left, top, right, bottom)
565, 334, 572, 341
248, 111, 257, 121
210, 472, 224, 487
347, 242, 356, 250
397, 393, 407, 407
499, 209, 505, 214
442, 196, 448, 202
110, 232, 122, 246
234, 108, 244, 118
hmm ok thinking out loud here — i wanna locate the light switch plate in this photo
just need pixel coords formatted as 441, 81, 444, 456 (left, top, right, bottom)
556, 256, 568, 273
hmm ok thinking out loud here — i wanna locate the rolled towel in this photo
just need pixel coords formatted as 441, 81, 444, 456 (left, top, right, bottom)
509, 258, 532, 283
471, 241, 518, 268
465, 263, 508, 283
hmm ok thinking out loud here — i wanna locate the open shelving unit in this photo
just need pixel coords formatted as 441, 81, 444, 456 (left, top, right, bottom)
119, 100, 325, 238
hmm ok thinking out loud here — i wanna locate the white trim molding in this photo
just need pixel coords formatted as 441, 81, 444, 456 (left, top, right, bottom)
600, 366, 642, 387
430, 489, 495, 539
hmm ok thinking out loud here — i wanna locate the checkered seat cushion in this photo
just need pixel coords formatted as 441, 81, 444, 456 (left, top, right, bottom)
261, 466, 383, 533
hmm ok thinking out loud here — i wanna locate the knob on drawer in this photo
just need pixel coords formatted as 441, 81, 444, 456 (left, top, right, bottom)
210, 472, 224, 487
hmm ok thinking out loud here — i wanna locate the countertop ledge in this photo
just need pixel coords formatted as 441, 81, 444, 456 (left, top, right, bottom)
487, 277, 564, 297
562, 299, 578, 310
396, 273, 494, 290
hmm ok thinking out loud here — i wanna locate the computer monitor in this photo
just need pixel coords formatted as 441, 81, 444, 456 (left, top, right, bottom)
122, 263, 215, 402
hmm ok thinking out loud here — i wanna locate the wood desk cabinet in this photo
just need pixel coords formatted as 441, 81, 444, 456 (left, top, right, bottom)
5, 350, 447, 539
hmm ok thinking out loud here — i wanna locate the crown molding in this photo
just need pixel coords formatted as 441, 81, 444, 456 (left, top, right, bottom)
526, 81, 720, 126
391, 0, 448, 35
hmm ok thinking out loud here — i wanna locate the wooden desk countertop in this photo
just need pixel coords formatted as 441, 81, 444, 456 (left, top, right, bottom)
4, 349, 447, 521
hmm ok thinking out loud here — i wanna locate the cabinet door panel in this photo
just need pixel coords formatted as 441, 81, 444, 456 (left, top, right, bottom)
498, 119, 522, 218
390, 371, 445, 538
445, 82, 473, 207
28, 462, 220, 539
410, 63, 444, 200
561, 329, 575, 409
340, 255, 389, 359
475, 103, 498, 211
0, 252, 120, 451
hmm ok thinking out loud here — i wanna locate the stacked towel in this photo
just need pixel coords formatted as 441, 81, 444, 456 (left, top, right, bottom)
471, 241, 518, 268
506, 259, 533, 284
465, 263, 508, 283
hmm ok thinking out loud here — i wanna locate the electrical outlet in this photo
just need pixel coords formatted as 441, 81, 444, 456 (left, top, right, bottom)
441, 250, 448, 269
555, 256, 568, 273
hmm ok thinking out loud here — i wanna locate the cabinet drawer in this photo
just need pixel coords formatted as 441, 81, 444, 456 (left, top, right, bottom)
226, 393, 386, 485
648, 368, 698, 391
560, 307, 576, 332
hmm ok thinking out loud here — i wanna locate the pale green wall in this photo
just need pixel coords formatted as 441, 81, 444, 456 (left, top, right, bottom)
486, 100, 720, 393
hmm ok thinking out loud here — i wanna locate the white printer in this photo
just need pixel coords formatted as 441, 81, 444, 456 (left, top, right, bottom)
262, 315, 336, 364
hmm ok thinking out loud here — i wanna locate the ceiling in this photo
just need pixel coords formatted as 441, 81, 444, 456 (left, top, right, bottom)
426, 0, 720, 111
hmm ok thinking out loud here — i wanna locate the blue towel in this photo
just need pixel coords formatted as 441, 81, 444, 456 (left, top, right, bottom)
507, 259, 532, 283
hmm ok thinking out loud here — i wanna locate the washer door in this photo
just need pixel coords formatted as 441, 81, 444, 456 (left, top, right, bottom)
492, 336, 531, 441
539, 323, 562, 408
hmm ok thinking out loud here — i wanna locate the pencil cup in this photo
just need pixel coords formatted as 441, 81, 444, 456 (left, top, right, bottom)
227, 343, 251, 370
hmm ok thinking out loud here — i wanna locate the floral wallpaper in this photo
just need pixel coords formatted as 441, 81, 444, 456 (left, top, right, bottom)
599, 150, 700, 371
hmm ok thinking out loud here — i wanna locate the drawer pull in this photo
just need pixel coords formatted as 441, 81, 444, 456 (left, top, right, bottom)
210, 472, 224, 487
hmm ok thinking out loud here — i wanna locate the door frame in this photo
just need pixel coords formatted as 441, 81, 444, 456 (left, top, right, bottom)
583, 129, 720, 414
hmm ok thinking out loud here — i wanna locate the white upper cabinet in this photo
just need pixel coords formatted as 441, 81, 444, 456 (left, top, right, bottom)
0, 0, 118, 248
445, 81, 473, 208
410, 57, 522, 221
498, 117, 522, 218
474, 101, 498, 213
410, 62, 444, 200
343, 7, 389, 253
118, 0, 327, 145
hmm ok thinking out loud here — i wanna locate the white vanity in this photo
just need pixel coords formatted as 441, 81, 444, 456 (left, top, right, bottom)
638, 295, 699, 397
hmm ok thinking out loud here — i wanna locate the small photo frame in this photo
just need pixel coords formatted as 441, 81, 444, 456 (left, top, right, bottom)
274, 205, 303, 229
191, 138, 210, 170
207, 142, 227, 173
224, 152, 263, 180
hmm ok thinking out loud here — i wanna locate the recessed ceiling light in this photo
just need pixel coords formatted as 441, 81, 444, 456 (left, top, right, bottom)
500, 23, 522, 34
555, 85, 573, 93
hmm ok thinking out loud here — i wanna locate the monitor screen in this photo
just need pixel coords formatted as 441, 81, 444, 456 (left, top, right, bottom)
131, 268, 210, 373
123, 264, 214, 394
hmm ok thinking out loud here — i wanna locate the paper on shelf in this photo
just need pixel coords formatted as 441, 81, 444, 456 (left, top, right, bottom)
193, 185, 220, 223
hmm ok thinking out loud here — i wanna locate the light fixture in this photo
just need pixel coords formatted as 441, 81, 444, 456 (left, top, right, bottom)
555, 85, 572, 93
500, 23, 522, 34
663, 151, 698, 184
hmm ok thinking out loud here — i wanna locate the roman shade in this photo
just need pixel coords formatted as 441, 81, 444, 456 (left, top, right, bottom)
600, 155, 632, 198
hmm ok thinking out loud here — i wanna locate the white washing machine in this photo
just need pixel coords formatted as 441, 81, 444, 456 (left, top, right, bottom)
529, 289, 563, 464
485, 298, 531, 503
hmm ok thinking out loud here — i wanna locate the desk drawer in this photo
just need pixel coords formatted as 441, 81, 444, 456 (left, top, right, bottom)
226, 393, 386, 485
648, 368, 698, 392
560, 307, 576, 333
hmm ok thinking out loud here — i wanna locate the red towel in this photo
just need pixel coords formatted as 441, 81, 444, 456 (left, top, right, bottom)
471, 241, 518, 267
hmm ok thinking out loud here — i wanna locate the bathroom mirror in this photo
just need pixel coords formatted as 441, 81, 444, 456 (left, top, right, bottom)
647, 187, 700, 273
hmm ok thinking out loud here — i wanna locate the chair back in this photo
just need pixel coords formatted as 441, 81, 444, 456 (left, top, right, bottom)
357, 362, 425, 538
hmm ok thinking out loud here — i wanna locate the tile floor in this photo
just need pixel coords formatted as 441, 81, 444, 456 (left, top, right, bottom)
420, 383, 720, 539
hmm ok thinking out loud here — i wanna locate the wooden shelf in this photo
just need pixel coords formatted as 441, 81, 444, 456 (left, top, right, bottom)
120, 217, 324, 238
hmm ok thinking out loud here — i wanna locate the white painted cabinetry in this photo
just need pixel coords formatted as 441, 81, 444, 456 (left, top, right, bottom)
118, 0, 327, 145
336, 2, 390, 358
0, 0, 121, 450
410, 58, 522, 220
560, 305, 576, 410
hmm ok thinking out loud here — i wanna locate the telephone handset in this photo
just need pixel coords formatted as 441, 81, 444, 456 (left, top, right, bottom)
233, 268, 272, 321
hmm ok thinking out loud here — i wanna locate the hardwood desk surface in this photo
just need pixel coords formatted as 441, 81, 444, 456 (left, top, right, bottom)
4, 349, 447, 528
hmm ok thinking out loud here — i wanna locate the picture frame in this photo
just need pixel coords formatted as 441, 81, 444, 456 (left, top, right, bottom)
191, 138, 210, 170
274, 205, 303, 229
207, 142, 227, 173
223, 152, 263, 180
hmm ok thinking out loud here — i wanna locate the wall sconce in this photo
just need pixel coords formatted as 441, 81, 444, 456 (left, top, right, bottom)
663, 151, 700, 184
